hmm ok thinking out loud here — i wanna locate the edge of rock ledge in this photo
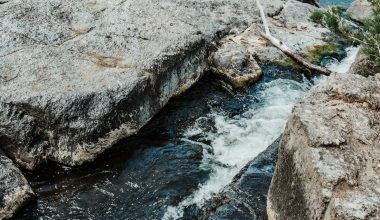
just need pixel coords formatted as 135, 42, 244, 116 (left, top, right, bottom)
0, 150, 35, 220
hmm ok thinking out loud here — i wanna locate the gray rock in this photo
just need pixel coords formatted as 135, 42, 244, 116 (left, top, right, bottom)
281, 0, 319, 28
0, 0, 312, 171
227, 0, 330, 64
267, 73, 380, 220
348, 0, 374, 22
210, 41, 263, 89
0, 0, 280, 170
0, 150, 35, 219
348, 47, 379, 77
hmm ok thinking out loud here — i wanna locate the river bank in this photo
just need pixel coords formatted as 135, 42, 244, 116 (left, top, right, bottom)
3, 0, 374, 219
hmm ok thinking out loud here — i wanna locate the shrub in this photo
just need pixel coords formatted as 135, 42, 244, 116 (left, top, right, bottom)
310, 0, 380, 70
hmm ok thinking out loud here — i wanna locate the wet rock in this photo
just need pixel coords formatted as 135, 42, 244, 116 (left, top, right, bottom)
267, 73, 380, 219
348, 0, 374, 22
202, 136, 281, 219
0, 150, 35, 219
0, 0, 266, 170
211, 42, 263, 89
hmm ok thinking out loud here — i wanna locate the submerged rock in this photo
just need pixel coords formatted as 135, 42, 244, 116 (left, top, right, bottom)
202, 136, 281, 219
268, 73, 380, 219
0, 150, 35, 219
0, 0, 268, 170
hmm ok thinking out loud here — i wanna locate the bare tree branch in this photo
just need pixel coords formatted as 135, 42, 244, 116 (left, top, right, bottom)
255, 0, 333, 76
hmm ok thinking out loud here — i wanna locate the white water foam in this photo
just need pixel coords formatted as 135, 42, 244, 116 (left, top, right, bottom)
163, 46, 358, 220
325, 46, 360, 74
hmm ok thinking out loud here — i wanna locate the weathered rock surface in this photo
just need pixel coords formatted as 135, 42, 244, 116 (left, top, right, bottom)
0, 0, 329, 172
210, 41, 263, 89
348, 0, 374, 22
204, 136, 281, 220
0, 150, 35, 219
0, 0, 293, 170
268, 73, 380, 219
226, 0, 331, 64
349, 47, 379, 77
208, 0, 332, 88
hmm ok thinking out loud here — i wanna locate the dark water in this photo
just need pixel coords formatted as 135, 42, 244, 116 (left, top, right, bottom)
16, 65, 309, 220
16, 0, 353, 218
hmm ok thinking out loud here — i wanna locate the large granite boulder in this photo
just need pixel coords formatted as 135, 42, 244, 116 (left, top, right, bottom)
348, 0, 374, 22
267, 73, 380, 219
0, 150, 35, 219
0, 0, 290, 170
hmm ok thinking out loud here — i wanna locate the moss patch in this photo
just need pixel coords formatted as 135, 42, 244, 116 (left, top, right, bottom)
275, 44, 340, 73
307, 44, 339, 64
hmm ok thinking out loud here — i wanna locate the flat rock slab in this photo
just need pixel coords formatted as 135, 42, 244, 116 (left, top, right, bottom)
0, 0, 289, 169
0, 150, 35, 219
268, 73, 380, 219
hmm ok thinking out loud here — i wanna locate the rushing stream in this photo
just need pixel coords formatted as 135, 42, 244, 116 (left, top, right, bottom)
14, 1, 358, 218
163, 46, 359, 219
17, 45, 359, 219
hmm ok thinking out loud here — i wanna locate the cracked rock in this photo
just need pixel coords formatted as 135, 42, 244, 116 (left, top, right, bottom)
267, 73, 380, 220
0, 0, 264, 170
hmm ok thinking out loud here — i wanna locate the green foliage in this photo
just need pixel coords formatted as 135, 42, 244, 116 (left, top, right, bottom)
362, 0, 380, 65
309, 8, 344, 32
309, 10, 325, 23
308, 44, 339, 63
310, 0, 380, 71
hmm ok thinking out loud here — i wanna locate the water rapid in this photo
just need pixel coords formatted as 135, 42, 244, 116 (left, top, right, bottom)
163, 46, 359, 219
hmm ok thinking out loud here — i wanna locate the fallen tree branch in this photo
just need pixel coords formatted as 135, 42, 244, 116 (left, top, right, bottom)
255, 0, 333, 76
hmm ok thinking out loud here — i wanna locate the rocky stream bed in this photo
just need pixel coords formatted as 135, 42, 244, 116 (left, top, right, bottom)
1, 0, 379, 219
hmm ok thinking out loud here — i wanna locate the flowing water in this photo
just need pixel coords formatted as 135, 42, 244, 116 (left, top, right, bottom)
18, 46, 359, 220
16, 1, 359, 218
163, 46, 359, 219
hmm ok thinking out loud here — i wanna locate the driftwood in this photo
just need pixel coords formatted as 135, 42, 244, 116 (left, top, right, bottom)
255, 0, 333, 76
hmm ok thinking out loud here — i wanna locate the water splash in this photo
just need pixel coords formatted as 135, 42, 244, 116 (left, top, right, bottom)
163, 46, 359, 219
325, 46, 360, 74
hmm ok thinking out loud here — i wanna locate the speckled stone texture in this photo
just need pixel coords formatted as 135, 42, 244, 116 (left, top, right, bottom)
0, 150, 35, 219
0, 0, 288, 170
268, 73, 380, 220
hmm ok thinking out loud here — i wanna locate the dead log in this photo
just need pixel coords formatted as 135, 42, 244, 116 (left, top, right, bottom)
255, 0, 333, 76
